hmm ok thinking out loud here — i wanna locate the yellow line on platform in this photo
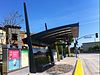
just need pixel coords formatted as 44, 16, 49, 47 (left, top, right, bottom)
74, 58, 84, 75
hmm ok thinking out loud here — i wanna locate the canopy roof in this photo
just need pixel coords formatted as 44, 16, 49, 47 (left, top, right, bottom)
23, 23, 79, 46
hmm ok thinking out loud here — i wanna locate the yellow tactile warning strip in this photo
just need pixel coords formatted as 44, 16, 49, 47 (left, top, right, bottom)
74, 58, 84, 75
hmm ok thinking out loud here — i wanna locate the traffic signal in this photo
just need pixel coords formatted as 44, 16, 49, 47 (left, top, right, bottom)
95, 33, 98, 38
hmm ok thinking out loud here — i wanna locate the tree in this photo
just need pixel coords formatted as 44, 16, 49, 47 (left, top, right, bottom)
0, 11, 24, 27
69, 35, 74, 43
88, 45, 100, 53
0, 11, 24, 45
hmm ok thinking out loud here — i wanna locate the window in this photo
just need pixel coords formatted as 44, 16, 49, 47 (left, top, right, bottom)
12, 34, 18, 40
0, 33, 3, 37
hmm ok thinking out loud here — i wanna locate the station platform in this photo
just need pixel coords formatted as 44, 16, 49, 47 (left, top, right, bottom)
8, 57, 77, 75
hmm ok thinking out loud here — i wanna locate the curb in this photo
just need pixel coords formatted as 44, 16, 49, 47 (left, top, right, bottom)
74, 58, 84, 75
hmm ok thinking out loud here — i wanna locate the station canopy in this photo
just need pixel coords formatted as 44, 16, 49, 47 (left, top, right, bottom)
23, 23, 79, 46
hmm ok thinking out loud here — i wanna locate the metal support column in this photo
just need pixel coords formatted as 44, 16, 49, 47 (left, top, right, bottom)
74, 39, 78, 58
55, 42, 60, 61
48, 46, 54, 65
44, 23, 54, 65
67, 45, 70, 57
23, 2, 36, 73
61, 45, 64, 59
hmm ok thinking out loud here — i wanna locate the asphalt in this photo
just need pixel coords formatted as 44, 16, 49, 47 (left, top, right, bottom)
79, 53, 100, 75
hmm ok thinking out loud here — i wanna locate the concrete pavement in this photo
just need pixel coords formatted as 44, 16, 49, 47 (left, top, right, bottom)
8, 68, 29, 75
8, 53, 100, 75
8, 57, 77, 75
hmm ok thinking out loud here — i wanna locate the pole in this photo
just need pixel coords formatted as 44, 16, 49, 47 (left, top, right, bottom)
55, 42, 60, 61
45, 23, 54, 64
61, 45, 64, 59
48, 46, 54, 65
75, 39, 77, 58
45, 23, 47, 31
23, 2, 36, 73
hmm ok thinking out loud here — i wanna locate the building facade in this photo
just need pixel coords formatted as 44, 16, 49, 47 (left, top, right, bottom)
0, 28, 6, 45
0, 26, 28, 47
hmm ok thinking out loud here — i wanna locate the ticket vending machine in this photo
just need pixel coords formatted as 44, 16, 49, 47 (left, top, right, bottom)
2, 45, 21, 75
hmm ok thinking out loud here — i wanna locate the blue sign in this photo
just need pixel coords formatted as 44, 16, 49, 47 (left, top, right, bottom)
9, 59, 20, 71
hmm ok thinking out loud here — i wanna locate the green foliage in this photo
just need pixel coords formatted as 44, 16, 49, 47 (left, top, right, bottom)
88, 45, 100, 53
50, 35, 74, 50
52, 35, 74, 60
35, 56, 50, 66
69, 35, 74, 43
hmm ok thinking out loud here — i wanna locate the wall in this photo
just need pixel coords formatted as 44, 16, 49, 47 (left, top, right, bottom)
0, 30, 6, 44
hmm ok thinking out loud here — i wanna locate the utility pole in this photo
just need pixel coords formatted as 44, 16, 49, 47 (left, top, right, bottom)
23, 2, 36, 73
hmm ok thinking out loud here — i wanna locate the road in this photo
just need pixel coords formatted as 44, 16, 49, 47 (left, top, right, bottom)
79, 53, 100, 75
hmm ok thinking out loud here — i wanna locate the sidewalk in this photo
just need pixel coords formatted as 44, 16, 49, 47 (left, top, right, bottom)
8, 57, 77, 75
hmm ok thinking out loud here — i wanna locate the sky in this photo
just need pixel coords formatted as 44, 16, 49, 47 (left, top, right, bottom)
0, 0, 99, 46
